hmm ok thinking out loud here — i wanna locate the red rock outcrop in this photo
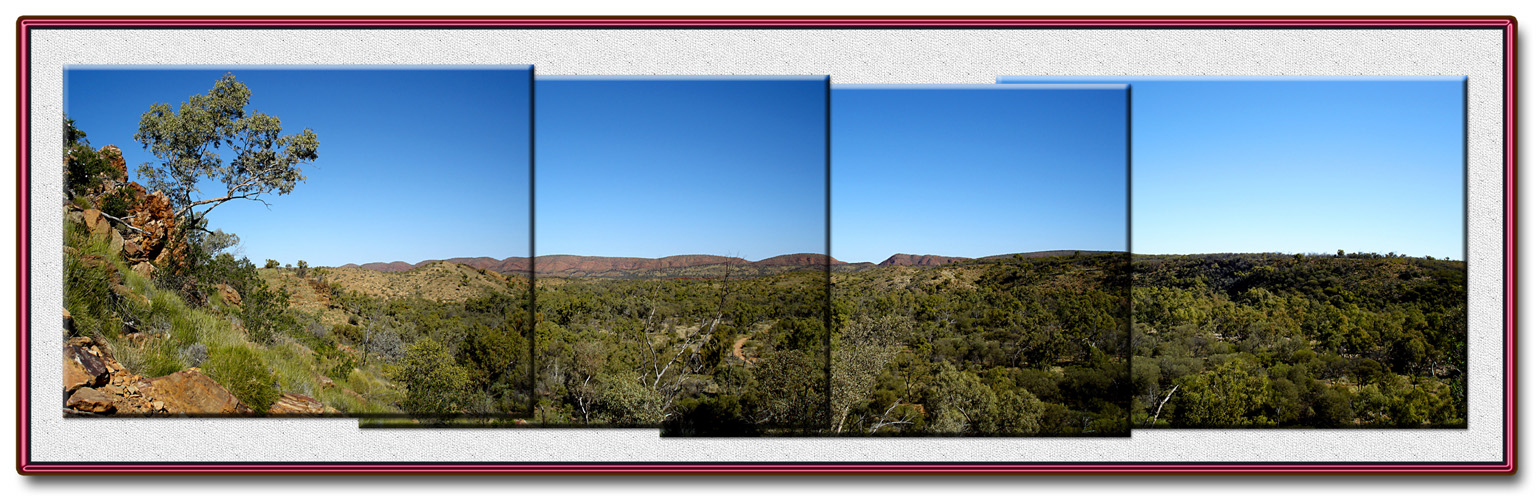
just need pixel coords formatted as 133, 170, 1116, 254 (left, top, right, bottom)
877, 253, 973, 267
100, 145, 128, 182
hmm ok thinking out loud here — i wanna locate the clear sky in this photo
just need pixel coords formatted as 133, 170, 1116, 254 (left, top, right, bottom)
534, 76, 827, 261
999, 76, 1467, 260
65, 67, 532, 267
832, 84, 1129, 264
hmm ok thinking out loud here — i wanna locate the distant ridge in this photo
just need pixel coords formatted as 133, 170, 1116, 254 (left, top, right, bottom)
877, 254, 971, 267
871, 250, 1119, 268
341, 253, 847, 278
341, 251, 1119, 276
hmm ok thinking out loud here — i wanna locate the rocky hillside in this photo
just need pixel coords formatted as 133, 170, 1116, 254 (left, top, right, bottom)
64, 327, 338, 416
322, 261, 527, 302
62, 143, 356, 418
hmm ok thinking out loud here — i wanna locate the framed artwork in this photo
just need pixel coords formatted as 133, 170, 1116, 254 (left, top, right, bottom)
16, 16, 1516, 474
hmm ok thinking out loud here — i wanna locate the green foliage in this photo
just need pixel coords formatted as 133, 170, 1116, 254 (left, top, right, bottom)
99, 186, 136, 219
296, 260, 309, 278
264, 259, 280, 269
203, 344, 281, 414
64, 116, 88, 147
1137, 253, 1466, 428
388, 337, 473, 419
1170, 359, 1273, 427
133, 73, 319, 219
313, 341, 357, 381
925, 362, 999, 434
65, 143, 112, 195
162, 246, 294, 345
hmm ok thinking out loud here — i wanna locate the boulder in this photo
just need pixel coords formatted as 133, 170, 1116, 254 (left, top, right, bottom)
131, 261, 156, 279
123, 239, 144, 260
81, 208, 110, 238
66, 387, 117, 414
108, 228, 124, 255
64, 345, 109, 392
216, 283, 242, 306
137, 368, 254, 415
64, 354, 96, 393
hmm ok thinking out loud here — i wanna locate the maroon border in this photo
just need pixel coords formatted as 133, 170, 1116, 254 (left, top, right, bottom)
14, 16, 1517, 475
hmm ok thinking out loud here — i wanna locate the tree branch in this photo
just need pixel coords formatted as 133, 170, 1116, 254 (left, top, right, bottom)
98, 212, 147, 235
1149, 384, 1179, 426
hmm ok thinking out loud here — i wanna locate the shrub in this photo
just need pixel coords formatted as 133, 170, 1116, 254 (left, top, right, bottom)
203, 344, 281, 414
296, 260, 309, 278
99, 186, 136, 219
264, 259, 280, 269
64, 144, 111, 195
388, 337, 472, 419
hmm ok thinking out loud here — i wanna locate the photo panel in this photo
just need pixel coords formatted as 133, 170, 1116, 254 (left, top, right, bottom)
1000, 76, 1468, 429
533, 76, 830, 435
830, 84, 1132, 436
62, 67, 535, 422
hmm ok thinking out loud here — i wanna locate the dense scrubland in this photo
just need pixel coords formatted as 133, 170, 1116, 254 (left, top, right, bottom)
1132, 253, 1466, 428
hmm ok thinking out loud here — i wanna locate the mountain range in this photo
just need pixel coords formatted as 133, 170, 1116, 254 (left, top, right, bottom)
340, 250, 1114, 278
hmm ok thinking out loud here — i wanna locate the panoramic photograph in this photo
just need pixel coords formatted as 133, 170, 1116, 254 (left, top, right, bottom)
829, 84, 1132, 436
532, 76, 830, 435
1002, 76, 1468, 428
62, 67, 534, 421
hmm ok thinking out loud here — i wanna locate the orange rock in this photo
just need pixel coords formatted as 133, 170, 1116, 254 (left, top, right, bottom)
81, 208, 109, 237
99, 145, 128, 182
137, 368, 254, 416
64, 345, 108, 392
66, 387, 117, 413
108, 228, 124, 255
131, 261, 156, 279
216, 283, 242, 306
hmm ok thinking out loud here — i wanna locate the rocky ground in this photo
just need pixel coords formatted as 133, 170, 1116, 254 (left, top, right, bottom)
63, 311, 340, 417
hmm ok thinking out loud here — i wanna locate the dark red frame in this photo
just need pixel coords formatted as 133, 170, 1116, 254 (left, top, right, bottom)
15, 16, 1517, 475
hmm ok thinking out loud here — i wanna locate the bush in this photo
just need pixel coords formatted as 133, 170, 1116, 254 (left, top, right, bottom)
99, 186, 136, 219
64, 143, 111, 195
203, 344, 281, 414
388, 338, 473, 419
296, 260, 309, 278
264, 259, 280, 269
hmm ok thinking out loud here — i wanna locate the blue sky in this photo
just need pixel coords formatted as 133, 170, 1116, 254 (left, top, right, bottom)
832, 84, 1129, 264
999, 76, 1466, 260
534, 76, 827, 261
65, 67, 532, 267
